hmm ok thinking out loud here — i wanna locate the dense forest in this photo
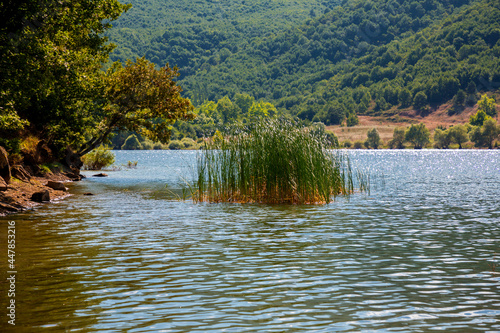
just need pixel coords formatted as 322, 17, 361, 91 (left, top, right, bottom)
109, 0, 500, 126
1, 0, 499, 164
107, 0, 334, 77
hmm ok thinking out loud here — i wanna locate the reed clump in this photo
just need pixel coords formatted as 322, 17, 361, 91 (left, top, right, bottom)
192, 118, 363, 204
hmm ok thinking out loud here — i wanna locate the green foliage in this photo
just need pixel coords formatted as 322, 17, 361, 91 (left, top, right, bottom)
448, 124, 470, 149
343, 140, 352, 148
171, 0, 498, 121
433, 128, 453, 149
79, 57, 194, 155
121, 134, 142, 150
168, 140, 183, 150
365, 128, 382, 149
477, 94, 497, 117
127, 160, 138, 168
325, 131, 339, 148
388, 127, 406, 149
193, 117, 360, 204
470, 118, 500, 148
107, 0, 331, 83
82, 146, 116, 170
1, 0, 131, 157
346, 114, 360, 127
469, 109, 491, 126
454, 89, 467, 106
413, 92, 428, 111
353, 141, 364, 149
405, 123, 430, 149
180, 137, 197, 149
105, 0, 500, 123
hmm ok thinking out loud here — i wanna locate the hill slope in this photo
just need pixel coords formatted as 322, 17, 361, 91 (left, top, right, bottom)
107, 0, 334, 77
180, 0, 499, 118
108, 0, 500, 125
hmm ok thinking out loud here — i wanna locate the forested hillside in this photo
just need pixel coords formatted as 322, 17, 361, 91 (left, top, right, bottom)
107, 0, 334, 77
108, 0, 500, 125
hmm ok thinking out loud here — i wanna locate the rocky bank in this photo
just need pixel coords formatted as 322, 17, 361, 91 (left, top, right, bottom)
0, 145, 83, 216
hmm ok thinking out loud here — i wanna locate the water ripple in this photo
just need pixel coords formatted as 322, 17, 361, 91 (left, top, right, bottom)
1, 150, 499, 332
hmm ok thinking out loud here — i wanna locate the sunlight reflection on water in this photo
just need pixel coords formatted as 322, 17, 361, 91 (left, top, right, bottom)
0, 150, 499, 332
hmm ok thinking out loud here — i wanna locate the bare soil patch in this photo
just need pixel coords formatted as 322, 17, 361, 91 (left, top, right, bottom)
327, 104, 494, 144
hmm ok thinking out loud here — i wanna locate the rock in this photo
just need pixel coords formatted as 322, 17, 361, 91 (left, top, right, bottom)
46, 180, 68, 191
11, 165, 31, 182
0, 146, 11, 184
93, 173, 108, 177
31, 190, 50, 202
0, 176, 7, 191
0, 202, 22, 213
83, 192, 94, 196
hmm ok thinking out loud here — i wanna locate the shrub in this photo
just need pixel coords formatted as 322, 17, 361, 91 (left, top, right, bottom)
388, 127, 405, 149
168, 140, 183, 150
353, 140, 364, 149
153, 142, 167, 150
127, 160, 138, 168
193, 118, 363, 204
181, 137, 197, 149
405, 123, 430, 149
365, 128, 382, 149
82, 146, 115, 170
477, 94, 497, 117
121, 134, 142, 150
346, 113, 359, 127
141, 139, 154, 150
469, 109, 490, 126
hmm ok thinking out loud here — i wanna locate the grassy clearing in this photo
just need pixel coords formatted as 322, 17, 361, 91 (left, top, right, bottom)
190, 118, 367, 204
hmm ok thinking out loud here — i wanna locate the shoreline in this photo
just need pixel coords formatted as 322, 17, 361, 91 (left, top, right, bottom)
0, 172, 76, 216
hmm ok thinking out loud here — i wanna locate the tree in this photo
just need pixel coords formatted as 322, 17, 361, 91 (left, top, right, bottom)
399, 88, 412, 107
121, 134, 142, 150
0, 0, 131, 156
433, 128, 452, 149
216, 96, 239, 123
346, 113, 359, 127
471, 118, 500, 149
481, 118, 500, 149
469, 109, 491, 127
413, 91, 428, 111
405, 123, 430, 149
448, 124, 469, 149
454, 89, 466, 106
477, 94, 497, 117
248, 101, 277, 122
234, 93, 255, 114
388, 127, 405, 149
365, 128, 382, 149
78, 57, 194, 156
322, 103, 346, 125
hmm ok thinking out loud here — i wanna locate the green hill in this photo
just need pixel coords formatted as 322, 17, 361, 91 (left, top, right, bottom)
108, 0, 500, 124
107, 0, 334, 76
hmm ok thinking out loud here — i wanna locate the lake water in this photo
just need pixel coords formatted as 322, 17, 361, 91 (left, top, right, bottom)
1, 150, 499, 332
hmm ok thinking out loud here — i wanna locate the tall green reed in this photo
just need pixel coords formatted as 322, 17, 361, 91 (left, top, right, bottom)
192, 118, 365, 204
